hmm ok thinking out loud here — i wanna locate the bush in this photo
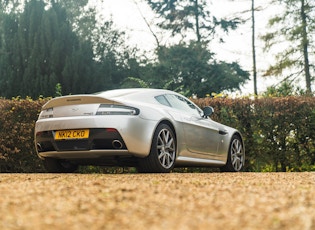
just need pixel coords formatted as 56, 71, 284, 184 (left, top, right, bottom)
0, 96, 314, 172
0, 97, 48, 172
193, 96, 315, 172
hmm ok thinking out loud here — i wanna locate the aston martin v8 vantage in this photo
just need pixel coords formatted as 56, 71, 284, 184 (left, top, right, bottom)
35, 88, 245, 173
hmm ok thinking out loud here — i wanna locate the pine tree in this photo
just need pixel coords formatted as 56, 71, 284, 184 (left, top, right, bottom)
262, 0, 314, 94
0, 0, 98, 98
145, 0, 241, 44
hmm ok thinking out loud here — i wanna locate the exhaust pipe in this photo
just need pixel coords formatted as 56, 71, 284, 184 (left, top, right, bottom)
112, 140, 123, 149
37, 143, 43, 152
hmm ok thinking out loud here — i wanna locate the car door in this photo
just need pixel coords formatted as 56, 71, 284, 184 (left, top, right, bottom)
182, 114, 223, 156
164, 94, 223, 157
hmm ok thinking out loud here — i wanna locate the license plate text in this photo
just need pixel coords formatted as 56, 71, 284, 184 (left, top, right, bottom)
55, 129, 89, 140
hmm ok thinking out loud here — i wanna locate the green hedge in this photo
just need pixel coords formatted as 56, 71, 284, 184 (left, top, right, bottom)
194, 96, 315, 172
0, 97, 48, 172
0, 96, 314, 172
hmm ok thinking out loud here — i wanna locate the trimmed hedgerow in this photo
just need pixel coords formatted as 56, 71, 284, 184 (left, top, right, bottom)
193, 96, 315, 172
0, 96, 314, 172
0, 97, 48, 172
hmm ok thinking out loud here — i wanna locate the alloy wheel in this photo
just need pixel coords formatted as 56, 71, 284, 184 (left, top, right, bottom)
156, 128, 176, 169
230, 138, 244, 171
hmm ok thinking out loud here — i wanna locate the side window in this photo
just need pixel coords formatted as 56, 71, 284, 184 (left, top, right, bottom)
155, 95, 171, 107
165, 94, 201, 116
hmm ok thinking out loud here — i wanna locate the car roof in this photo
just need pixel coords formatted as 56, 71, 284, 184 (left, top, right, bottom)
42, 88, 188, 110
95, 88, 175, 100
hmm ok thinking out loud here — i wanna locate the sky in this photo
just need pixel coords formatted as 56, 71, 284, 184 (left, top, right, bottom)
89, 0, 281, 95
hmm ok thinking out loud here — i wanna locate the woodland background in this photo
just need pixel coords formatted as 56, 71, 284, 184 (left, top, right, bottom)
1, 0, 314, 98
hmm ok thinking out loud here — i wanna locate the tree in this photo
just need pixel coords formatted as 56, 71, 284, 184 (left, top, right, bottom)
0, 10, 23, 97
251, 0, 258, 95
145, 0, 241, 44
141, 0, 249, 95
0, 0, 21, 13
263, 80, 305, 97
20, 0, 94, 97
261, 0, 314, 94
130, 42, 249, 97
0, 0, 131, 97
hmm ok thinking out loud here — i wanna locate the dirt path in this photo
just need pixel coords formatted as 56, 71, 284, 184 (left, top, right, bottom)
0, 172, 314, 230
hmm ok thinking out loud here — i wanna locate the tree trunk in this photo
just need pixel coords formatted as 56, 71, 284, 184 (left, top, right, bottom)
300, 0, 312, 94
252, 0, 258, 95
194, 0, 201, 43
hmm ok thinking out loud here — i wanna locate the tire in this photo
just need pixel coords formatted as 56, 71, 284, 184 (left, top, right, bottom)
43, 158, 78, 173
220, 135, 245, 172
138, 124, 176, 173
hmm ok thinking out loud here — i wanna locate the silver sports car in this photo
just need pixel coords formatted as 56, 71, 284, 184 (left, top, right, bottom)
35, 88, 245, 173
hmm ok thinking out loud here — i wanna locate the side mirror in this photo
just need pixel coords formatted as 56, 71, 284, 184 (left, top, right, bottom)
203, 106, 214, 118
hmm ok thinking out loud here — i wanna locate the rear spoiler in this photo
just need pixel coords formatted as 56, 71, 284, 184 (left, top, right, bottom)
42, 95, 122, 110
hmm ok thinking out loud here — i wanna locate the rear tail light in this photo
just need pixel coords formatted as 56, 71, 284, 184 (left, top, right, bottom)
39, 108, 53, 119
96, 104, 139, 115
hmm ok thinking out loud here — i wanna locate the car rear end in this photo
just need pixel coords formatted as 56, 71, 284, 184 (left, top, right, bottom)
35, 95, 156, 162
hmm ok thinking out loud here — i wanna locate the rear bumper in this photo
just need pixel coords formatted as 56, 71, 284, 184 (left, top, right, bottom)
37, 149, 131, 159
35, 116, 158, 158
36, 128, 124, 148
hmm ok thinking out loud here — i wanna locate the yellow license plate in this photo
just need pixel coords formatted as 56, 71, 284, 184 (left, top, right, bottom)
54, 129, 89, 140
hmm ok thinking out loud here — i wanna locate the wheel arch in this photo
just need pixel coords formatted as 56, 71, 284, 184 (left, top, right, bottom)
233, 131, 245, 153
153, 119, 178, 155
220, 131, 245, 172
137, 119, 177, 173
157, 120, 177, 140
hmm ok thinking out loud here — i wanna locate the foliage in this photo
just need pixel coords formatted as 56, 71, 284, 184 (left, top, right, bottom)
126, 42, 250, 97
0, 0, 136, 98
122, 77, 150, 88
55, 83, 62, 97
141, 1, 249, 96
194, 96, 315, 172
0, 97, 48, 172
263, 80, 308, 97
145, 0, 241, 43
0, 96, 314, 173
0, 0, 250, 99
0, 0, 95, 97
261, 0, 314, 94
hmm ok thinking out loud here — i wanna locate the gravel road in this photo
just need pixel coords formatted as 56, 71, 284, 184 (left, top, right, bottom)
0, 172, 315, 230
